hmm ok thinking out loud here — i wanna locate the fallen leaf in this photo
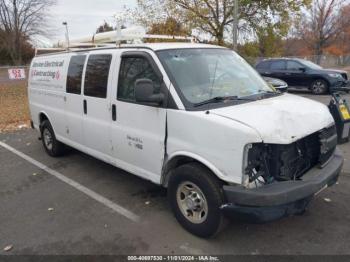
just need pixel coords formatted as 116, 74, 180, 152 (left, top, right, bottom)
48, 208, 54, 211
145, 201, 151, 205
3, 245, 13, 252
324, 198, 332, 203
32, 173, 38, 176
26, 142, 31, 146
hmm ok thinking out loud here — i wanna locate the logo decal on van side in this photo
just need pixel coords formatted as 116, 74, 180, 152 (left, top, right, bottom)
32, 60, 64, 68
30, 59, 65, 87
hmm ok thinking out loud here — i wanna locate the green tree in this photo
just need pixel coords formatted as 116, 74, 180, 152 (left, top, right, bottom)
148, 17, 190, 36
238, 41, 259, 63
96, 21, 115, 34
135, 0, 311, 46
256, 22, 287, 57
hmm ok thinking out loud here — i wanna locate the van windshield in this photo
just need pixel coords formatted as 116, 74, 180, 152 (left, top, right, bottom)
157, 48, 274, 107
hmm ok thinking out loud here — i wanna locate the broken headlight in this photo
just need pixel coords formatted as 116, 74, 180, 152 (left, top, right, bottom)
242, 144, 274, 188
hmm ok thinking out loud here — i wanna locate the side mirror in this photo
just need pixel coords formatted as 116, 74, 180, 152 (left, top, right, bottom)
135, 79, 164, 105
299, 67, 306, 72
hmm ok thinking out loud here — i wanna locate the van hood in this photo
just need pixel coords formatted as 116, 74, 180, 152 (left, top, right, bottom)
211, 94, 334, 144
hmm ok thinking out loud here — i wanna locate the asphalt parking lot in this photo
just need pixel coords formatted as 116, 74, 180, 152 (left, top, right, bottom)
1, 92, 350, 256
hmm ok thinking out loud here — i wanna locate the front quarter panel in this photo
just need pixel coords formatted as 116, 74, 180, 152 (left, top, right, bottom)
166, 109, 262, 185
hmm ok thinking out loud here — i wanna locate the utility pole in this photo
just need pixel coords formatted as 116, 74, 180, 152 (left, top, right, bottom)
232, 0, 239, 51
62, 22, 70, 50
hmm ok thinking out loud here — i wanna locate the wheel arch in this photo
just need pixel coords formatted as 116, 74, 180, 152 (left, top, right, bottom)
38, 111, 55, 133
161, 152, 228, 188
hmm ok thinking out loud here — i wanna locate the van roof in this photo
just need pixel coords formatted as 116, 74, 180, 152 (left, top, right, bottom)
126, 42, 225, 51
35, 42, 226, 57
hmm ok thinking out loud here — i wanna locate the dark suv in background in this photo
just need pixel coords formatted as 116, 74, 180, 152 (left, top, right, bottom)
256, 58, 349, 94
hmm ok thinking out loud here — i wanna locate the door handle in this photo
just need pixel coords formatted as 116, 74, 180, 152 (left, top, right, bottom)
112, 104, 117, 121
83, 100, 87, 115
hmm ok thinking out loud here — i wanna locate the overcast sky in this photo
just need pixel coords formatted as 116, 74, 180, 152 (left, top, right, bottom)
45, 0, 136, 45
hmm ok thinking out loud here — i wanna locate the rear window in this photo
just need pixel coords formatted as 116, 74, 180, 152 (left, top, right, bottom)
84, 54, 112, 98
66, 55, 86, 94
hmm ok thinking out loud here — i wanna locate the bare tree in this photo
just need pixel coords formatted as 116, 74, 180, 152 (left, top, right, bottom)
0, 0, 55, 64
298, 0, 346, 62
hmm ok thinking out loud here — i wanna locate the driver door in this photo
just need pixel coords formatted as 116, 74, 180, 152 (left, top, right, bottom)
285, 60, 307, 87
110, 51, 167, 182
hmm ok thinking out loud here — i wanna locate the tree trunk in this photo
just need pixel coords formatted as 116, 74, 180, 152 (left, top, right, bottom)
13, 0, 22, 65
216, 30, 225, 46
315, 42, 323, 64
14, 35, 22, 65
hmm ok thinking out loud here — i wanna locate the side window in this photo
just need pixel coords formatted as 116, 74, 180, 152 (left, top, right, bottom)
256, 61, 270, 70
66, 55, 86, 94
117, 56, 162, 102
270, 61, 286, 71
84, 54, 112, 98
287, 61, 302, 71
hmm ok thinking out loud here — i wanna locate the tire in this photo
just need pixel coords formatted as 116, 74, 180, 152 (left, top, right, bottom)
40, 120, 66, 157
168, 163, 227, 238
310, 79, 329, 95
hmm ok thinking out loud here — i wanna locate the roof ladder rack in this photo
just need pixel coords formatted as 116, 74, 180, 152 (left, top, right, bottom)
35, 25, 196, 55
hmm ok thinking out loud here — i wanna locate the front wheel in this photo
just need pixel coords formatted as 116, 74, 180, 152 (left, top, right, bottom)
40, 120, 66, 157
311, 79, 329, 95
168, 163, 227, 238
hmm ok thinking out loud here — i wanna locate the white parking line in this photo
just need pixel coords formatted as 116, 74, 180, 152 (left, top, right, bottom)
0, 141, 140, 223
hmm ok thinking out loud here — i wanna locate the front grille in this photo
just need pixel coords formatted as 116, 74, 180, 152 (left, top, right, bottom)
319, 125, 337, 166
320, 125, 336, 138
272, 126, 337, 180
269, 132, 321, 181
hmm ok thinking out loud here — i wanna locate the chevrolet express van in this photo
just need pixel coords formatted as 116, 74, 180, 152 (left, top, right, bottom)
28, 43, 344, 237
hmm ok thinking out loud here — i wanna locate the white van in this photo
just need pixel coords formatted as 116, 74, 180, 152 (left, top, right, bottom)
28, 43, 343, 237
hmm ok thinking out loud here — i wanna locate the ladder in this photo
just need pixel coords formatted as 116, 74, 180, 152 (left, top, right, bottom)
35, 26, 196, 55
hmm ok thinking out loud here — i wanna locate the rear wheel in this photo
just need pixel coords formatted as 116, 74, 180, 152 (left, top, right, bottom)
311, 79, 329, 95
40, 120, 66, 157
168, 163, 227, 238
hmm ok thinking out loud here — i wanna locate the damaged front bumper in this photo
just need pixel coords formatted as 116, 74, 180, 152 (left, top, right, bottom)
332, 83, 350, 93
331, 79, 350, 92
221, 149, 343, 223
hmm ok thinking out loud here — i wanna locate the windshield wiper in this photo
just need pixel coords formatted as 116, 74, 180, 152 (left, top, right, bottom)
257, 89, 282, 97
194, 96, 255, 107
